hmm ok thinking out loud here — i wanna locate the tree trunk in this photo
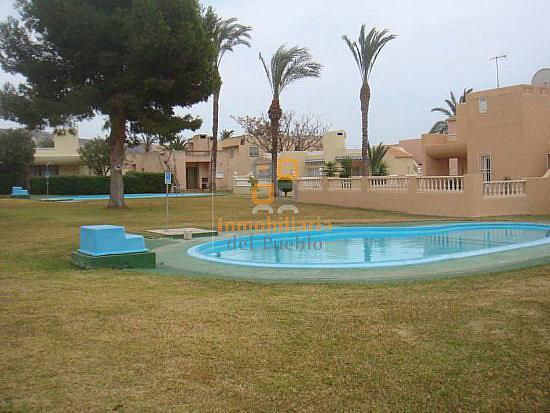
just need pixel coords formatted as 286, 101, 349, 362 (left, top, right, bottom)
360, 82, 371, 176
210, 83, 221, 193
268, 98, 282, 197
108, 113, 126, 208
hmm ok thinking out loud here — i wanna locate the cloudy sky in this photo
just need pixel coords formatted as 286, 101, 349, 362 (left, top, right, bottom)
0, 0, 548, 147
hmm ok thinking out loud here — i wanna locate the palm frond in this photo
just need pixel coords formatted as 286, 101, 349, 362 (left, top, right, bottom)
259, 45, 321, 98
211, 13, 252, 67
444, 99, 456, 115
430, 107, 453, 117
342, 24, 396, 82
460, 88, 473, 103
450, 91, 457, 108
429, 88, 472, 132
367, 143, 390, 175
429, 120, 448, 134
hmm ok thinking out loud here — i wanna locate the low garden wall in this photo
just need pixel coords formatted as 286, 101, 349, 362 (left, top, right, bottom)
293, 174, 550, 217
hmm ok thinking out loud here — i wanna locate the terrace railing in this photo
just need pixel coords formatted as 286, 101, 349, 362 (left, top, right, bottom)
367, 176, 408, 191
418, 176, 464, 192
233, 176, 271, 188
328, 177, 361, 191
297, 177, 322, 191
483, 180, 526, 197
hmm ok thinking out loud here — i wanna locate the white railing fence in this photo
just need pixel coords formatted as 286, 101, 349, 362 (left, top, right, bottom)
418, 176, 464, 192
233, 176, 251, 187
297, 177, 322, 191
483, 180, 526, 197
367, 176, 408, 191
328, 177, 361, 191
233, 175, 271, 188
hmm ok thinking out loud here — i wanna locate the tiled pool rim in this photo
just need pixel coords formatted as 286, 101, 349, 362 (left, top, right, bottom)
187, 222, 550, 269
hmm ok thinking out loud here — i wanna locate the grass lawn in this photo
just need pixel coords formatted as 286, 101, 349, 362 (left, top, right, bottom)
0, 195, 549, 411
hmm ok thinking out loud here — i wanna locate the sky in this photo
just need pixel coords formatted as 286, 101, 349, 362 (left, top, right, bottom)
0, 0, 548, 147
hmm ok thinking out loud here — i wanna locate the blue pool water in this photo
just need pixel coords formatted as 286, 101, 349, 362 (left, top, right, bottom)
44, 193, 211, 201
187, 223, 550, 268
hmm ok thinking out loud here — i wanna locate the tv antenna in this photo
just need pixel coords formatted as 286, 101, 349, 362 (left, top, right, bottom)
489, 54, 507, 88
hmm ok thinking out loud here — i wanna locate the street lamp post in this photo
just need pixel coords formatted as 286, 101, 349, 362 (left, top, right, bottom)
45, 162, 51, 197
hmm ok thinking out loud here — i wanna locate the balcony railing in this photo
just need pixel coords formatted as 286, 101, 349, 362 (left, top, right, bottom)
328, 177, 361, 191
483, 180, 526, 197
418, 176, 464, 192
367, 176, 408, 191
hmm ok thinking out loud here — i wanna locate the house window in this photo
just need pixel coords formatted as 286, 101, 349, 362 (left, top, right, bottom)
229, 149, 234, 159
248, 146, 259, 157
307, 167, 321, 177
32, 165, 59, 177
479, 154, 492, 181
479, 98, 488, 113
546, 153, 550, 169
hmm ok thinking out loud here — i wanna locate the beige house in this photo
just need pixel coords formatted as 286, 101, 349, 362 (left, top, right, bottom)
422, 84, 550, 180
32, 130, 91, 176
277, 130, 419, 178
135, 130, 419, 192
124, 133, 267, 191
293, 84, 550, 217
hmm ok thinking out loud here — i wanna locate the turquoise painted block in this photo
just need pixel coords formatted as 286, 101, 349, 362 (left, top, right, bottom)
10, 186, 29, 197
78, 225, 148, 256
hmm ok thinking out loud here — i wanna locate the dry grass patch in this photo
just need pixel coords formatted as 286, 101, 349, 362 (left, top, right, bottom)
0, 196, 549, 411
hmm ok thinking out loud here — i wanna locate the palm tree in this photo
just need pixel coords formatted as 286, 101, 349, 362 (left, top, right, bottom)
321, 161, 342, 177
259, 46, 321, 195
208, 11, 252, 192
167, 136, 188, 151
338, 156, 353, 178
367, 143, 389, 176
219, 129, 235, 140
343, 25, 396, 175
430, 88, 473, 133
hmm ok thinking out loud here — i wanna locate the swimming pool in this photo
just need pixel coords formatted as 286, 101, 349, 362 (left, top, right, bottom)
187, 223, 550, 269
43, 193, 212, 201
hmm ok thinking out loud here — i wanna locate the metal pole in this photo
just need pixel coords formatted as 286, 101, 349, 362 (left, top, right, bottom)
490, 54, 506, 88
165, 181, 169, 227
46, 162, 51, 197
495, 58, 500, 88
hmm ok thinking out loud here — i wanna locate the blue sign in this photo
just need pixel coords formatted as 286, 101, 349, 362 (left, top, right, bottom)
164, 171, 172, 185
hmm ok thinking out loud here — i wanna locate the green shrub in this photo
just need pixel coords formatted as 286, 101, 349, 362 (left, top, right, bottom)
277, 177, 294, 197
0, 172, 26, 194
30, 172, 164, 195
0, 129, 35, 194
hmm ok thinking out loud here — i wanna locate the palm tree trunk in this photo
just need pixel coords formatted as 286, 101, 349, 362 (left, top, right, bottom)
268, 98, 282, 197
360, 81, 371, 176
210, 83, 221, 193
108, 112, 126, 208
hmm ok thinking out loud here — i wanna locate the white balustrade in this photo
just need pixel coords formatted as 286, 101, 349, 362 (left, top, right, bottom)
297, 177, 321, 191
418, 176, 464, 192
327, 177, 361, 191
483, 180, 526, 197
368, 176, 408, 191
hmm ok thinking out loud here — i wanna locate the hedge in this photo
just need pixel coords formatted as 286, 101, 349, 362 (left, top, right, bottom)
30, 172, 165, 195
0, 173, 26, 195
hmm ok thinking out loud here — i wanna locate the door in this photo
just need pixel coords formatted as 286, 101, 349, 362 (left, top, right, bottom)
186, 167, 198, 189
479, 155, 492, 181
